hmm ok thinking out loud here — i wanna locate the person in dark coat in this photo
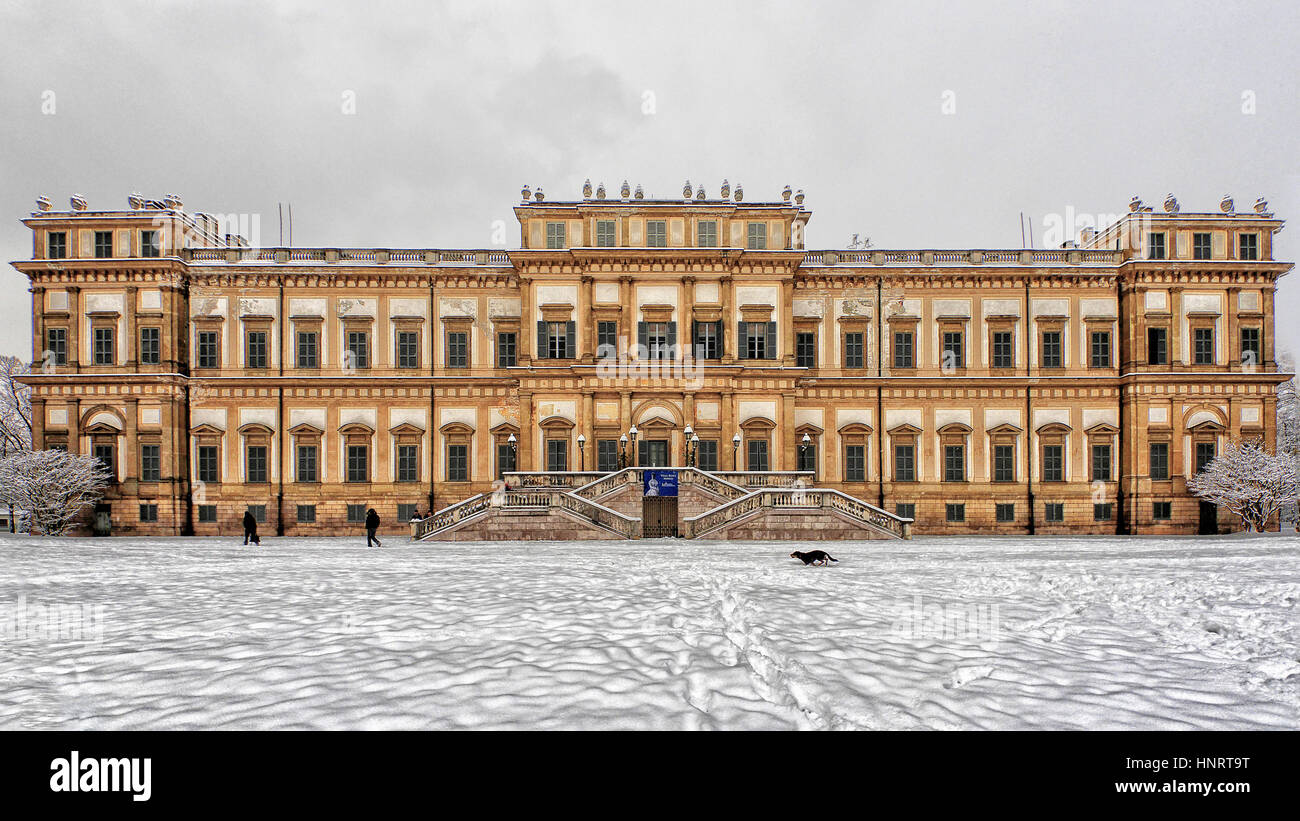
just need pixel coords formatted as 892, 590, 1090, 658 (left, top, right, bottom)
243, 510, 259, 545
365, 508, 381, 547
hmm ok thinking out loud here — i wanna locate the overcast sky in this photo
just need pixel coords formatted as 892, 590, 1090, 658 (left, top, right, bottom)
1, 0, 1296, 358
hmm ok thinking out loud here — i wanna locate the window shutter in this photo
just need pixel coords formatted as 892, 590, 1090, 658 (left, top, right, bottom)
666, 322, 677, 357
715, 320, 725, 359
536, 321, 547, 359
638, 321, 648, 356
691, 320, 700, 355
565, 321, 576, 359
765, 322, 777, 359
737, 321, 748, 359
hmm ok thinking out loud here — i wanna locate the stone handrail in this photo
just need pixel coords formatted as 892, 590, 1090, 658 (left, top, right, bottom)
678, 468, 748, 500
186, 248, 512, 265
804, 248, 1123, 266
506, 471, 609, 490
683, 488, 912, 540
710, 471, 815, 488
571, 468, 642, 500
553, 492, 641, 539
414, 492, 492, 539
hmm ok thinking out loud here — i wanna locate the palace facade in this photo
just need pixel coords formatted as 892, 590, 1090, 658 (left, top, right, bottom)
13, 184, 1290, 537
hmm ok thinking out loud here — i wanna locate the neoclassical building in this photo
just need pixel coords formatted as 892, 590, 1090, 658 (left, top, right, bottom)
13, 184, 1290, 538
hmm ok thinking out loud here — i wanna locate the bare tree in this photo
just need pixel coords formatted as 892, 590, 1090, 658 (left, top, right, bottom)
0, 450, 111, 536
0, 355, 34, 532
1186, 439, 1300, 533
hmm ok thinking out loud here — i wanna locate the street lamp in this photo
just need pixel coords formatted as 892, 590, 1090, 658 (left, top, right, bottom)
800, 433, 812, 473
689, 433, 700, 468
732, 432, 742, 470
629, 425, 639, 467
619, 433, 628, 468
576, 433, 586, 471
684, 424, 694, 467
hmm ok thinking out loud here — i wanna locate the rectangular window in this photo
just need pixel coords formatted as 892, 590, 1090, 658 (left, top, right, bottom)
246, 445, 268, 483
1147, 327, 1167, 365
247, 505, 266, 524
297, 505, 316, 523
895, 503, 915, 520
894, 444, 915, 482
93, 327, 115, 365
644, 322, 673, 360
1042, 445, 1064, 482
1193, 232, 1212, 260
546, 222, 566, 249
347, 331, 369, 369
893, 331, 914, 369
446, 444, 468, 482
646, 220, 667, 247
694, 321, 721, 361
993, 444, 1015, 482
497, 332, 517, 367
140, 444, 161, 482
747, 440, 769, 472
996, 503, 1015, 523
497, 442, 517, 479
138, 504, 158, 523
595, 220, 615, 247
446, 331, 469, 368
296, 445, 318, 483
795, 331, 816, 368
141, 230, 160, 258
596, 439, 619, 473
1195, 442, 1216, 473
197, 445, 219, 483
946, 503, 965, 523
744, 322, 773, 360
991, 331, 1014, 368
139, 327, 160, 365
198, 504, 217, 523
47, 232, 67, 259
1090, 331, 1111, 368
1240, 327, 1260, 365
597, 322, 618, 359
546, 440, 568, 472
1238, 233, 1258, 260
746, 222, 767, 250
942, 331, 964, 369
1044, 503, 1064, 523
46, 328, 67, 365
398, 503, 419, 522
1091, 444, 1112, 482
397, 331, 420, 369
844, 445, 865, 482
798, 443, 817, 475
346, 445, 368, 482
844, 332, 865, 369
94, 231, 113, 258
246, 330, 268, 369
696, 440, 718, 472
943, 445, 965, 482
697, 221, 718, 248
1152, 501, 1172, 521
347, 504, 366, 523
1149, 442, 1169, 480
397, 444, 419, 482
1193, 327, 1214, 365
541, 321, 575, 360
296, 331, 317, 368
1041, 330, 1062, 368
1094, 503, 1113, 521
1147, 232, 1166, 260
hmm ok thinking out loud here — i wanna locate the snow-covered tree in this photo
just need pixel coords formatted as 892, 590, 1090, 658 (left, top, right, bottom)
0, 355, 34, 532
0, 450, 111, 536
1277, 350, 1298, 526
1186, 439, 1300, 532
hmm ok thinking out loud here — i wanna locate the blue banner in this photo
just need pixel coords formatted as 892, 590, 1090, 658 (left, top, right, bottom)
643, 469, 678, 497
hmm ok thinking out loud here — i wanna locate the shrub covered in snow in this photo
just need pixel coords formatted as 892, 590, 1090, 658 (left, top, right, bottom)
0, 449, 111, 535
1186, 439, 1300, 532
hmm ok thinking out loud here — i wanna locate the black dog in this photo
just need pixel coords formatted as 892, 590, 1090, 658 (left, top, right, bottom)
791, 550, 837, 566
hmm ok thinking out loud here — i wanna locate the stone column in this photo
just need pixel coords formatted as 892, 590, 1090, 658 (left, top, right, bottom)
722, 393, 736, 469
124, 396, 139, 493
68, 286, 81, 372
721, 276, 735, 363
125, 286, 138, 367
1263, 286, 1276, 367
519, 277, 533, 364
518, 391, 533, 471
780, 393, 795, 470
781, 279, 795, 365
1226, 286, 1239, 371
579, 276, 593, 362
681, 276, 695, 360
30, 397, 45, 450
620, 276, 634, 359
581, 392, 594, 471
30, 286, 44, 367
1169, 286, 1183, 367
68, 399, 81, 455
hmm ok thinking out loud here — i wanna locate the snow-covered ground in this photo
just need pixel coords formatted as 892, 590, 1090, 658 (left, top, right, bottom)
0, 533, 1296, 730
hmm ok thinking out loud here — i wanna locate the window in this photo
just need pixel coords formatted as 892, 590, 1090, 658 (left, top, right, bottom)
446, 443, 468, 482
893, 331, 914, 369
397, 444, 419, 482
844, 445, 865, 482
538, 321, 575, 360
246, 330, 268, 369
1195, 442, 1216, 473
1147, 232, 1166, 260
1042, 445, 1064, 482
1238, 233, 1258, 260
746, 222, 766, 250
1149, 442, 1169, 480
398, 503, 420, 522
546, 439, 568, 472
347, 445, 369, 482
1147, 327, 1167, 365
246, 445, 268, 483
646, 220, 667, 247
1044, 503, 1064, 523
844, 332, 865, 369
1090, 331, 1111, 368
198, 505, 218, 523
46, 328, 67, 365
1091, 444, 1112, 482
94, 231, 113, 258
795, 332, 816, 367
139, 327, 160, 365
47, 232, 67, 259
140, 444, 161, 482
697, 221, 718, 247
1094, 503, 1112, 521
991, 331, 1014, 369
297, 331, 318, 368
446, 330, 469, 368
597, 322, 618, 359
546, 222, 566, 249
1193, 233, 1212, 260
946, 503, 965, 523
799, 441, 818, 476
1152, 501, 1172, 521
943, 444, 965, 482
595, 220, 615, 247
397, 331, 420, 369
747, 440, 769, 472
346, 331, 369, 369
740, 322, 775, 360
694, 321, 721, 361
494, 331, 516, 367
993, 444, 1015, 482
596, 439, 619, 473
297, 505, 316, 523
1241, 327, 1261, 365
642, 322, 674, 360
1040, 330, 1062, 368
996, 503, 1015, 523
93, 327, 115, 365
197, 445, 219, 483
141, 230, 160, 258
696, 440, 718, 471
895, 503, 916, 520
247, 505, 266, 524
139, 504, 158, 523
1193, 328, 1214, 365
297, 445, 318, 483
497, 441, 517, 478
347, 504, 366, 523
894, 444, 915, 482
942, 331, 964, 369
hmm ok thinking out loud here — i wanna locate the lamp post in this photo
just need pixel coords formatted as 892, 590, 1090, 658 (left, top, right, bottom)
683, 424, 694, 467
507, 432, 517, 474
619, 433, 628, 468
800, 433, 811, 474
629, 425, 639, 467
690, 433, 700, 468
576, 433, 586, 471
732, 432, 742, 470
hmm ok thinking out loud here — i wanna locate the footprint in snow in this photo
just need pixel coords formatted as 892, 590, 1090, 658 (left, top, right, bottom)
944, 665, 995, 689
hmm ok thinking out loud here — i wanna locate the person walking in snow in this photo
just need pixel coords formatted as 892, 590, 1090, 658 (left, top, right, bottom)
365, 507, 381, 547
243, 509, 259, 545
